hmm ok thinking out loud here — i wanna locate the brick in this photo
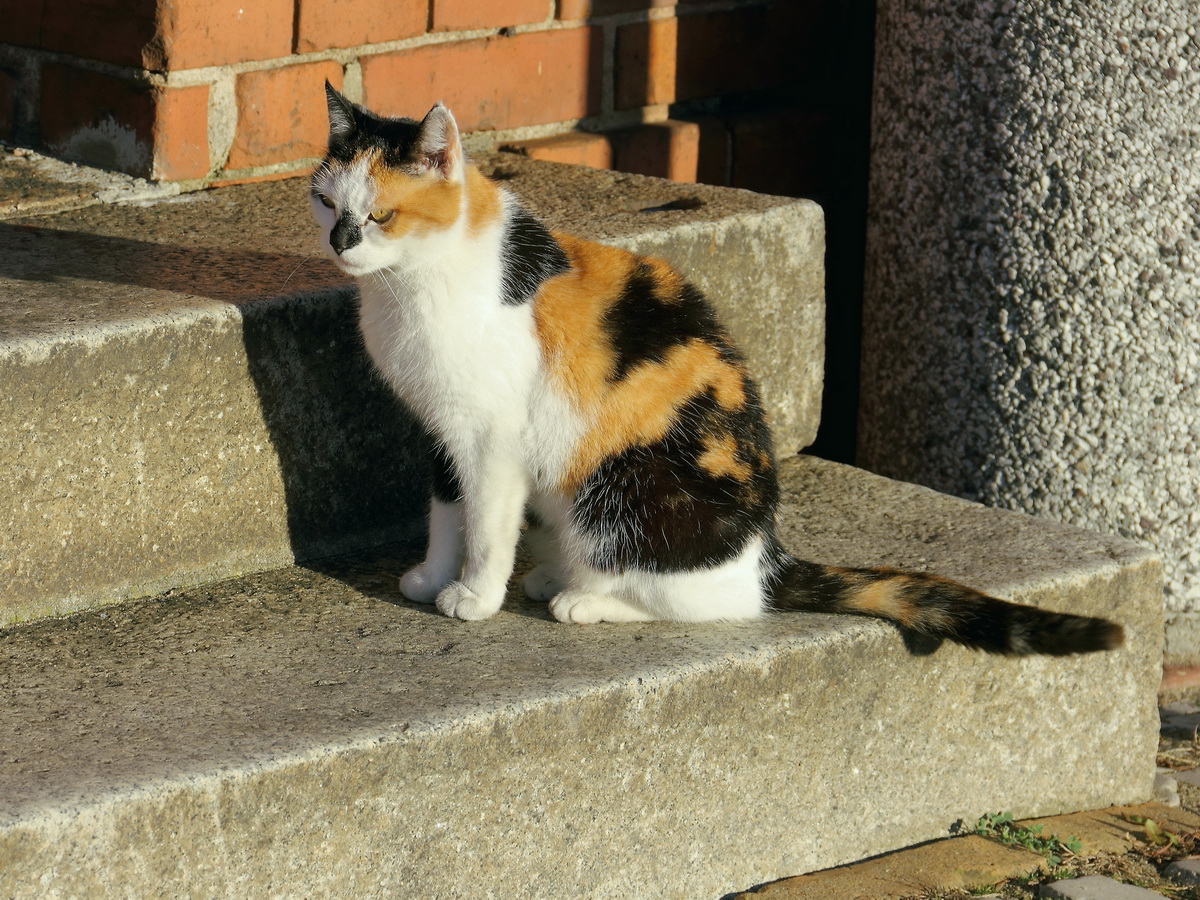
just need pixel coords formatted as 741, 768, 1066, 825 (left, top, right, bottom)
152, 84, 209, 180
689, 114, 732, 186
361, 28, 603, 132
728, 108, 829, 199
557, 0, 672, 19
39, 0, 157, 67
500, 131, 612, 169
37, 0, 294, 69
155, 0, 294, 69
675, 2, 822, 102
611, 119, 698, 182
226, 61, 343, 171
615, 17, 677, 110
39, 64, 155, 177
37, 67, 211, 182
295, 0, 426, 53
1, 0, 46, 48
432, 0, 547, 31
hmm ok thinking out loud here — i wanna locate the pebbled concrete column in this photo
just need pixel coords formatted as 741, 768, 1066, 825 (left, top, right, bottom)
860, 0, 1199, 654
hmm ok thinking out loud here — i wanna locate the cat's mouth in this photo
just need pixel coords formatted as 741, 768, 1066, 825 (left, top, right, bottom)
322, 243, 377, 277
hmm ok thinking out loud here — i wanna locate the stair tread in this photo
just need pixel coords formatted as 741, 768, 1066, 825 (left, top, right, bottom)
0, 457, 1160, 900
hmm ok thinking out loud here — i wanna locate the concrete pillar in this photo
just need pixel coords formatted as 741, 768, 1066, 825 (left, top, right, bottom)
860, 1, 1200, 656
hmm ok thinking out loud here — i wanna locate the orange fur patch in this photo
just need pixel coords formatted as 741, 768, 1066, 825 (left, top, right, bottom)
697, 433, 753, 482
368, 153, 462, 237
533, 234, 753, 490
846, 577, 916, 626
465, 166, 502, 234
533, 234, 633, 409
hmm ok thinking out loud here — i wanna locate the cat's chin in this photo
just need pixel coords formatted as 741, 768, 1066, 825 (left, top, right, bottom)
327, 254, 388, 279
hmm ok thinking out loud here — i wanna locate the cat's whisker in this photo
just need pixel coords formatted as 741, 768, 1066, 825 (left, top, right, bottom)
281, 253, 315, 288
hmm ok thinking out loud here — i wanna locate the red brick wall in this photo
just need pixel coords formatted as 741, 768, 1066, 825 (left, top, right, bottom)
0, 0, 848, 190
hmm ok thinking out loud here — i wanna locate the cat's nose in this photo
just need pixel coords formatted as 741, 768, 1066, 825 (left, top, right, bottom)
331, 216, 362, 255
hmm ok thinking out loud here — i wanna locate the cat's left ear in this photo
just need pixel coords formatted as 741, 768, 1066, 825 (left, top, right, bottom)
325, 81, 357, 143
415, 103, 463, 182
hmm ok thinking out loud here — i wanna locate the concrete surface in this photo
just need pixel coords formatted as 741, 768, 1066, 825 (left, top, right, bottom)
861, 2, 1200, 653
0, 456, 1161, 898
0, 151, 823, 625
0, 143, 182, 216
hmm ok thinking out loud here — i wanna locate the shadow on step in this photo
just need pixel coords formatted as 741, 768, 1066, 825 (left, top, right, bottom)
0, 221, 436, 594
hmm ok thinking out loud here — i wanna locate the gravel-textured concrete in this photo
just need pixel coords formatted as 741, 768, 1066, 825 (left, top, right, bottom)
0, 153, 823, 624
0, 456, 1161, 898
861, 2, 1200, 654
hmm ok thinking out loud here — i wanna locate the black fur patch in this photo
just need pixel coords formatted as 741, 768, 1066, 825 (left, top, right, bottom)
500, 206, 570, 306
321, 86, 426, 170
573, 384, 777, 573
602, 264, 729, 380
429, 442, 463, 504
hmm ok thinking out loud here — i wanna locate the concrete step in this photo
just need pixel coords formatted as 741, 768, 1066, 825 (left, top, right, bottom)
0, 153, 824, 625
0, 455, 1161, 898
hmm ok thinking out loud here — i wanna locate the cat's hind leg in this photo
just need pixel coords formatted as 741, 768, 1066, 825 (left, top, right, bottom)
521, 519, 565, 601
546, 565, 656, 623
550, 536, 769, 624
550, 590, 656, 624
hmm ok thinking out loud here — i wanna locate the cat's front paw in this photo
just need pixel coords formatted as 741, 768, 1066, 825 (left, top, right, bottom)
435, 582, 503, 621
399, 565, 448, 604
522, 564, 564, 602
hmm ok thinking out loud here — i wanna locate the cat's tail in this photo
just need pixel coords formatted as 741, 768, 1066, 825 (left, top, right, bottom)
767, 552, 1123, 656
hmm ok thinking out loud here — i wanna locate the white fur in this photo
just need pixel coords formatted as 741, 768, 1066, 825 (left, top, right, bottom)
312, 120, 771, 624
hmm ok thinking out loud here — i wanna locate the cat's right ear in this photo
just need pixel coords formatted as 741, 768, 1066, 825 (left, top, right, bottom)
324, 81, 356, 143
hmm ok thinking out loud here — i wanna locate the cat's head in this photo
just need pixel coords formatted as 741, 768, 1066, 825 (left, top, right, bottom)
311, 83, 467, 276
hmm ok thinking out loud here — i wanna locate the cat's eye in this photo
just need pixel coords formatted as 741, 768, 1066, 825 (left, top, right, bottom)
368, 208, 394, 224
317, 193, 335, 209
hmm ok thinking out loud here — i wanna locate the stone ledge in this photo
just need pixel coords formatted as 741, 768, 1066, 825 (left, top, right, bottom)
0, 153, 823, 624
0, 457, 1161, 898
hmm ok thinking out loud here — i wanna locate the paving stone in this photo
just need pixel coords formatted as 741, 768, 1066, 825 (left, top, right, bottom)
1161, 701, 1200, 716
1154, 768, 1181, 806
1160, 712, 1200, 738
1040, 875, 1168, 899
1165, 858, 1200, 885
743, 805, 1198, 900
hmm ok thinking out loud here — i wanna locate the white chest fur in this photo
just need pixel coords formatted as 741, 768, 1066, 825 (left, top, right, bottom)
355, 248, 583, 496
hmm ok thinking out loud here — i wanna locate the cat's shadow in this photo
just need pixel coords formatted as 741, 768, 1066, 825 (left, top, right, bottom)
312, 543, 560, 623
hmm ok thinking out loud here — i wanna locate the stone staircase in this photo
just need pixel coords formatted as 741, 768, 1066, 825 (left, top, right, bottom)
0, 153, 1162, 898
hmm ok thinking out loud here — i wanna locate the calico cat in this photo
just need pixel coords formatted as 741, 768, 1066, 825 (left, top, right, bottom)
310, 83, 1123, 655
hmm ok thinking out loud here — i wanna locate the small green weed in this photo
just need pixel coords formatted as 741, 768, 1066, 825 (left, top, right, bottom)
973, 811, 1083, 867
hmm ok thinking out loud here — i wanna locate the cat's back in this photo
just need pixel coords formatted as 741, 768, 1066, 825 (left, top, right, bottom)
531, 231, 771, 493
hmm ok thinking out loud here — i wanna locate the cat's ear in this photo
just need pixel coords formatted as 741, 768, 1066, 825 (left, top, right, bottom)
414, 103, 462, 182
324, 81, 357, 143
